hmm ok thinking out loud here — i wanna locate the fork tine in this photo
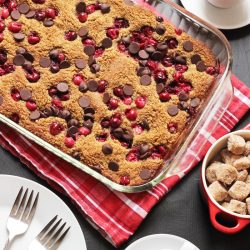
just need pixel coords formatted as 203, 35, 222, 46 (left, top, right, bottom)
22, 192, 39, 223
37, 215, 58, 240
15, 188, 28, 219
10, 187, 23, 217
40, 219, 62, 245
21, 190, 33, 221
50, 227, 70, 250
46, 222, 66, 248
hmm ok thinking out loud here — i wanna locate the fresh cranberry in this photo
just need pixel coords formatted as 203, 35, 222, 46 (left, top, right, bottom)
106, 28, 119, 40
141, 25, 154, 36
65, 30, 77, 41
206, 66, 218, 75
162, 56, 173, 67
159, 92, 170, 102
79, 127, 91, 136
0, 63, 15, 75
52, 98, 63, 109
125, 108, 137, 121
48, 87, 57, 96
0, 21, 5, 33
26, 100, 37, 111
45, 8, 56, 19
64, 137, 75, 148
101, 118, 110, 128
110, 115, 122, 128
147, 60, 158, 71
175, 64, 188, 73
86, 4, 96, 14
8, 21, 22, 33
132, 124, 144, 135
10, 113, 20, 123
1, 8, 9, 19
175, 28, 182, 35
173, 71, 183, 82
73, 74, 84, 86
28, 31, 40, 44
147, 37, 157, 47
108, 98, 119, 110
120, 175, 130, 185
60, 93, 70, 101
26, 70, 40, 83
0, 49, 7, 64
94, 48, 104, 57
35, 10, 46, 21
78, 12, 88, 23
113, 87, 124, 98
0, 0, 5, 4
95, 2, 101, 10
97, 80, 108, 93
123, 97, 132, 105
114, 18, 129, 28
96, 132, 108, 142
57, 53, 65, 62
135, 96, 146, 109
50, 63, 60, 73
11, 88, 20, 101
82, 38, 95, 46
8, 1, 17, 10
154, 69, 167, 83
168, 122, 178, 133
118, 43, 126, 52
166, 38, 178, 49
32, 0, 46, 3
0, 33, 4, 43
50, 121, 64, 136
179, 82, 192, 93
126, 149, 138, 161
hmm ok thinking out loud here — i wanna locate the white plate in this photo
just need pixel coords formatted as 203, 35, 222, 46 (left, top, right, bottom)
180, 0, 250, 30
0, 175, 87, 250
126, 234, 199, 250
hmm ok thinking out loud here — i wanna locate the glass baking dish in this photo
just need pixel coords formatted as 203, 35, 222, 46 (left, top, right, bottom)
0, 0, 233, 193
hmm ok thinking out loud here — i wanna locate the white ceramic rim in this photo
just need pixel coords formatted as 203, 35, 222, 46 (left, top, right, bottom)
202, 130, 250, 219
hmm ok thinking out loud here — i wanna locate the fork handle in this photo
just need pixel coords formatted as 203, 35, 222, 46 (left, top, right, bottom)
3, 234, 16, 250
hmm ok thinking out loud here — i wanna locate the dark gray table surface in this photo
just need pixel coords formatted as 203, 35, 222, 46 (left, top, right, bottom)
0, 1, 250, 250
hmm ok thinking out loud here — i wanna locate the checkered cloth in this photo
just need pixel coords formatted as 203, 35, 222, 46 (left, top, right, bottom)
0, 75, 249, 247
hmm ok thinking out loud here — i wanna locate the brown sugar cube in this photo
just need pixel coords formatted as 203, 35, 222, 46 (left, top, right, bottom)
227, 135, 246, 155
246, 198, 250, 214
228, 181, 250, 201
245, 141, 250, 155
233, 157, 250, 171
206, 162, 222, 184
216, 164, 237, 185
221, 202, 230, 210
221, 149, 241, 165
208, 181, 228, 202
237, 170, 248, 182
228, 199, 247, 215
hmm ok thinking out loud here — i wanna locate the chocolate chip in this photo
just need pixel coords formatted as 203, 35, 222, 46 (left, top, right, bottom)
41, 107, 53, 117
72, 151, 81, 160
59, 109, 71, 120
190, 97, 200, 107
123, 129, 134, 141
43, 18, 54, 27
75, 59, 86, 69
139, 60, 147, 66
178, 91, 189, 101
16, 47, 26, 54
179, 101, 188, 110
103, 92, 111, 104
13, 54, 25, 66
88, 56, 96, 66
11, 10, 21, 20
84, 45, 95, 56
156, 16, 164, 22
191, 54, 201, 64
84, 107, 95, 114
151, 51, 163, 61
102, 144, 113, 155
157, 42, 168, 51
90, 64, 100, 73
79, 82, 88, 92
167, 105, 179, 116
123, 0, 135, 5
78, 27, 88, 37
79, 96, 90, 108
140, 75, 151, 86
18, 3, 30, 14
156, 24, 166, 35
0, 96, 3, 106
102, 37, 112, 48
92, 165, 101, 173
39, 57, 51, 68
25, 10, 35, 18
138, 50, 149, 60
139, 144, 150, 155
49, 49, 59, 60
112, 128, 123, 139
13, 33, 25, 41
83, 120, 93, 129
123, 84, 134, 96
196, 61, 207, 72
137, 67, 151, 76
20, 88, 32, 101
76, 2, 86, 13
139, 169, 151, 180
51, 106, 60, 116
122, 36, 130, 45
156, 83, 165, 94
101, 4, 110, 14
29, 110, 40, 121
67, 126, 78, 137
59, 60, 70, 69
24, 53, 34, 63
108, 161, 119, 171
183, 41, 193, 52
68, 119, 79, 127
84, 113, 94, 121
141, 119, 149, 130
174, 56, 186, 65
87, 80, 98, 92
128, 42, 140, 54
57, 82, 68, 93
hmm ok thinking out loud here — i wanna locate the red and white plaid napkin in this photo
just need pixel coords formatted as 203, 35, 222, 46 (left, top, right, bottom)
0, 75, 249, 247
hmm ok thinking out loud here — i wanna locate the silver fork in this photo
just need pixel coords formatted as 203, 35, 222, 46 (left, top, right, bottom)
4, 187, 39, 250
28, 215, 70, 250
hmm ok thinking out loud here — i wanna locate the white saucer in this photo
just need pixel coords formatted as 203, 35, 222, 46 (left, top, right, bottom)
180, 0, 250, 30
125, 234, 199, 250
0, 175, 87, 250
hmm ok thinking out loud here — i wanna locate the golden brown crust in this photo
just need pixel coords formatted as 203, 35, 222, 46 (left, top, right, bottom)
0, 0, 217, 185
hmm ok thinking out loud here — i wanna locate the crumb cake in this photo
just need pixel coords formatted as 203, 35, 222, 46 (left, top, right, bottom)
0, 0, 218, 186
